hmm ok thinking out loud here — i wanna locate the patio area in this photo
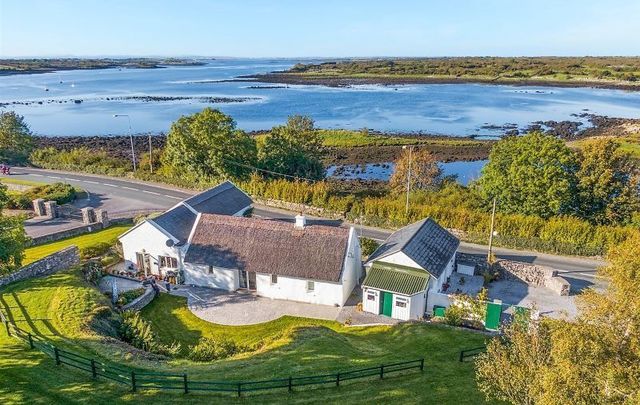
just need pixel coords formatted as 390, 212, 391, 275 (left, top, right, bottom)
168, 285, 399, 326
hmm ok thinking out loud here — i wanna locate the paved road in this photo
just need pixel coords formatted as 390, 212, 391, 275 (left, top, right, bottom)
5, 167, 606, 286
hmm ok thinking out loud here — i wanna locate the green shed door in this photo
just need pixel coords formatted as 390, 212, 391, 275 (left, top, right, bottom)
485, 302, 502, 330
380, 291, 393, 317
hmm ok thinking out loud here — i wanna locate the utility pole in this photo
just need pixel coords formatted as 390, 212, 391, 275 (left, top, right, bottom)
487, 197, 497, 263
403, 145, 413, 216
113, 114, 136, 171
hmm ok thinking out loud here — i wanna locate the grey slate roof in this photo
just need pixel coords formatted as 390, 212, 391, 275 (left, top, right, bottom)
151, 204, 197, 243
150, 181, 252, 243
366, 218, 459, 279
183, 181, 252, 216
185, 214, 350, 283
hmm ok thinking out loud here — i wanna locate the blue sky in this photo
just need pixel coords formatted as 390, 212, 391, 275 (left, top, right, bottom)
1, 0, 638, 57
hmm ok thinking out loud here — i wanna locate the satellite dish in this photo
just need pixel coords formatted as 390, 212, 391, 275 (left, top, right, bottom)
166, 239, 175, 247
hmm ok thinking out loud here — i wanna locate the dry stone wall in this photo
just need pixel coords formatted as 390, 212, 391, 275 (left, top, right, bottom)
0, 246, 80, 288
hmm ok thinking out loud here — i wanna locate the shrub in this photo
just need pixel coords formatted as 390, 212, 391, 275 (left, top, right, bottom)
81, 260, 104, 285
119, 311, 157, 352
360, 237, 380, 257
116, 288, 146, 307
7, 182, 76, 209
187, 337, 245, 362
80, 242, 112, 259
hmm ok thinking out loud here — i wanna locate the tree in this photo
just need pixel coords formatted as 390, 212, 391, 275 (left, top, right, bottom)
0, 184, 28, 274
476, 132, 578, 218
575, 139, 640, 225
476, 233, 640, 404
161, 108, 257, 180
389, 147, 442, 193
258, 115, 324, 180
0, 111, 35, 165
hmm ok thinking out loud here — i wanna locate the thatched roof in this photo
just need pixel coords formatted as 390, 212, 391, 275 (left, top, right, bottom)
185, 214, 350, 282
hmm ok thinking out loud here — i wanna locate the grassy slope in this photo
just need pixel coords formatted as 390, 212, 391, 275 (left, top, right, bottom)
0, 270, 494, 404
23, 225, 131, 264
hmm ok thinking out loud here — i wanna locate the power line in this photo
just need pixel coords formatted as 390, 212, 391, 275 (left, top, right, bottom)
217, 156, 321, 183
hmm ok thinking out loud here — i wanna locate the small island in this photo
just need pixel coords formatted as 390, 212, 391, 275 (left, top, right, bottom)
0, 57, 205, 75
248, 56, 640, 90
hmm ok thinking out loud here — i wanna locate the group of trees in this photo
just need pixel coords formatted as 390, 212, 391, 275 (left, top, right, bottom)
0, 184, 28, 275
476, 233, 640, 403
0, 111, 34, 165
476, 132, 639, 226
161, 108, 324, 181
0, 112, 31, 274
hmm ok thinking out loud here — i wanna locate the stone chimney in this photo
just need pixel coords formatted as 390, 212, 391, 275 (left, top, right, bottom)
294, 214, 306, 230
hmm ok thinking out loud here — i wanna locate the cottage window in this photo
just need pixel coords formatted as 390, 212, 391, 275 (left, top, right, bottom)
159, 256, 178, 268
367, 293, 376, 301
395, 298, 408, 308
208, 266, 214, 275
271, 274, 278, 284
306, 281, 315, 292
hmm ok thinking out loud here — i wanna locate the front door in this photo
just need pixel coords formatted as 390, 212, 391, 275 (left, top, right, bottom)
248, 271, 257, 291
239, 270, 248, 289
380, 291, 394, 317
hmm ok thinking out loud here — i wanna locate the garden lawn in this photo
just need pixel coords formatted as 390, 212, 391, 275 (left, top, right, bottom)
0, 269, 496, 404
22, 224, 131, 264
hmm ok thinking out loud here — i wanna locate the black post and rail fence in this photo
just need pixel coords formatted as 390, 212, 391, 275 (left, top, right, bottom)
459, 346, 487, 362
1, 308, 425, 397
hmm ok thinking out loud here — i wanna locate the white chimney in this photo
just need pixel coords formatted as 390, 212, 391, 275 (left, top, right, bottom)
295, 214, 306, 229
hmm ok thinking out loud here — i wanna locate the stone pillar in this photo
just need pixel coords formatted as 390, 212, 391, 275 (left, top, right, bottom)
96, 209, 110, 228
81, 207, 96, 224
44, 201, 58, 218
33, 199, 46, 216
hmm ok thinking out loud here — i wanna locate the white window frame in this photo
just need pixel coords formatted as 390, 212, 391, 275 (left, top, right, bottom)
395, 296, 408, 308
159, 255, 178, 269
367, 292, 376, 301
271, 274, 278, 284
306, 280, 315, 292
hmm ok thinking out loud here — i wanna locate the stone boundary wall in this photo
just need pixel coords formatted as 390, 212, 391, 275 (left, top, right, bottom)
121, 287, 156, 311
455, 252, 570, 296
29, 217, 133, 246
0, 246, 80, 288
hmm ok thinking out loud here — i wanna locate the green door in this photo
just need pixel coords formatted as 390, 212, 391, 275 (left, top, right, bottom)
485, 302, 502, 330
380, 291, 393, 317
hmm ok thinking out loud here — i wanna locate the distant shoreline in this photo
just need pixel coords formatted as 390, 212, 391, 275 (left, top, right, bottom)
244, 73, 640, 91
0, 58, 206, 76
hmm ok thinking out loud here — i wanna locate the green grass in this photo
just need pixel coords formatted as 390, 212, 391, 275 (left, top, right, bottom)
23, 225, 131, 264
0, 178, 48, 188
256, 128, 487, 148
0, 269, 494, 404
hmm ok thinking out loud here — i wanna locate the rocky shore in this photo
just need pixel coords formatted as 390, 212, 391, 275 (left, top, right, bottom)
0, 95, 259, 108
32, 114, 639, 166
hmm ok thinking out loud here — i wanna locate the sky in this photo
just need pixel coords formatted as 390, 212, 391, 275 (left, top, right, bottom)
1, 0, 639, 58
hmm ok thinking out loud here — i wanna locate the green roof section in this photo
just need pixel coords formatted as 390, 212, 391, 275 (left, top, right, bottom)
362, 262, 430, 296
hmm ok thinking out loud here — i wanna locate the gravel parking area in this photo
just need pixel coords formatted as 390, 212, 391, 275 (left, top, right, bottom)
487, 279, 578, 319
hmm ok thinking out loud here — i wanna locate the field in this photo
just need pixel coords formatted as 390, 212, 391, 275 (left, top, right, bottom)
260, 57, 640, 90
22, 225, 131, 264
0, 268, 493, 404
